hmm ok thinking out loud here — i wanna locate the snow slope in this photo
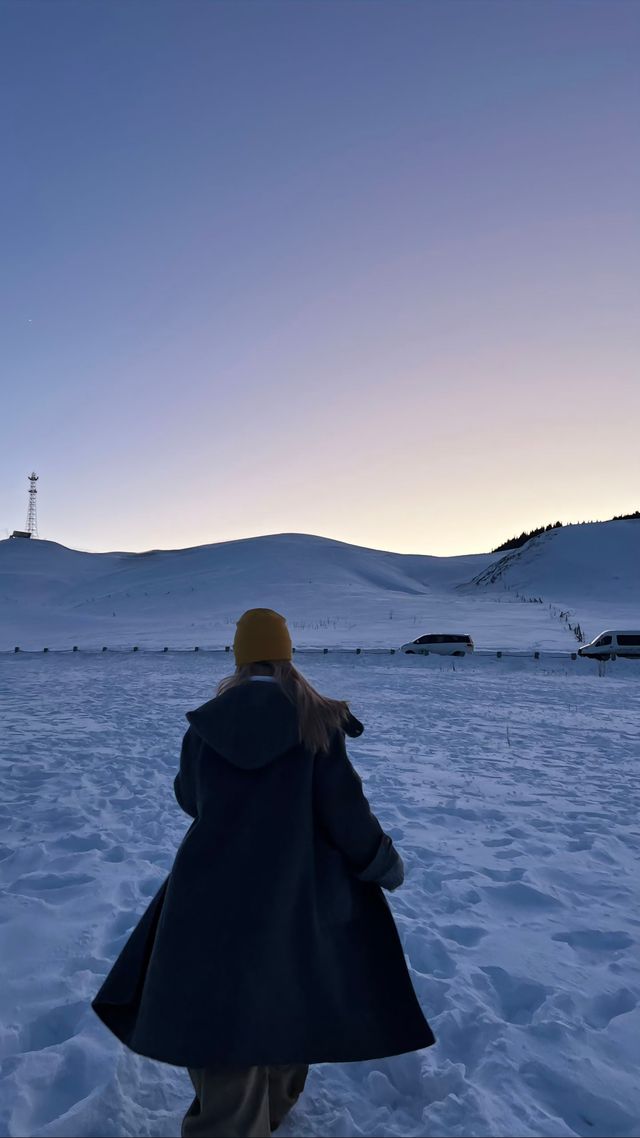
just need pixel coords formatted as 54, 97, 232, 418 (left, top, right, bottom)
464, 521, 639, 637
1, 521, 638, 651
1, 652, 639, 1138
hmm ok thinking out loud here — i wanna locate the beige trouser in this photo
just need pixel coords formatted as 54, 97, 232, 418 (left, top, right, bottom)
181, 1063, 309, 1138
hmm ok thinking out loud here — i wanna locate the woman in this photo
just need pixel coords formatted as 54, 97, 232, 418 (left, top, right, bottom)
93, 608, 434, 1137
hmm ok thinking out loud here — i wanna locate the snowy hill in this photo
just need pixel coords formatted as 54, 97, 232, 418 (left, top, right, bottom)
464, 520, 639, 638
1, 522, 638, 650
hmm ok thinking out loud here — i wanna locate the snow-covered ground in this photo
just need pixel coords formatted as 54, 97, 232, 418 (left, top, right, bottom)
1, 652, 639, 1138
2, 519, 638, 652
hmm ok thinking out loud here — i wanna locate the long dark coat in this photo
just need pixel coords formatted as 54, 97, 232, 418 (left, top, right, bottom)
92, 680, 434, 1067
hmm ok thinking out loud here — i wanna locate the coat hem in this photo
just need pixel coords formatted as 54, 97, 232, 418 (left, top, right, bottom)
91, 1003, 435, 1069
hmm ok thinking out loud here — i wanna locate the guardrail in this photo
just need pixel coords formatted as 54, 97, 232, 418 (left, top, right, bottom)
4, 645, 587, 659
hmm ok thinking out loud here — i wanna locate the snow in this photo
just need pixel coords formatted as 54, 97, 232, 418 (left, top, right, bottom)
1, 651, 639, 1138
2, 519, 638, 653
464, 521, 640, 639
1, 520, 638, 1135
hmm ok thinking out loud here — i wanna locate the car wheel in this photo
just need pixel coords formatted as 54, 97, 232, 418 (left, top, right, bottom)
453, 651, 464, 657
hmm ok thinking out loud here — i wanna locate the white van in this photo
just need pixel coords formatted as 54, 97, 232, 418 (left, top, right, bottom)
578, 631, 640, 660
401, 633, 474, 657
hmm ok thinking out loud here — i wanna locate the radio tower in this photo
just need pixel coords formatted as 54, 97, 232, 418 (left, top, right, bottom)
25, 472, 39, 537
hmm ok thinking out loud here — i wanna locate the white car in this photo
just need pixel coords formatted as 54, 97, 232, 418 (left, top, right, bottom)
578, 630, 640, 660
401, 633, 474, 657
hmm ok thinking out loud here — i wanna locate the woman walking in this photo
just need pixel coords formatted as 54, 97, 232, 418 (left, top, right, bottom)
93, 608, 434, 1137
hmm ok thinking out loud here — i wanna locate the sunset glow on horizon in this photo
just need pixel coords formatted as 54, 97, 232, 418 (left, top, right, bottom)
2, 1, 638, 557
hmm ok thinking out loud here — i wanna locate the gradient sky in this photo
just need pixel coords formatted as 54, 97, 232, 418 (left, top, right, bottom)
2, 0, 638, 556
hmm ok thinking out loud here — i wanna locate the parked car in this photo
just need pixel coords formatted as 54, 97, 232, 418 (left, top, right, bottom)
578, 630, 640, 661
401, 633, 474, 656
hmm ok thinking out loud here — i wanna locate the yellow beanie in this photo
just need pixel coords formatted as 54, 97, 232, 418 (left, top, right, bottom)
233, 608, 293, 667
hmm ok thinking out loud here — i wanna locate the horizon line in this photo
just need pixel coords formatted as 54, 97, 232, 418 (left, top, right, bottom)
2, 514, 636, 560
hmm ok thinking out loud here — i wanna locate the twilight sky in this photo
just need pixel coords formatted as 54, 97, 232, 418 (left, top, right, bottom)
1, 0, 638, 556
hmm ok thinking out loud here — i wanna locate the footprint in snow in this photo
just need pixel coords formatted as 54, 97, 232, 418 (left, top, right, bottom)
64, 953, 110, 977
552, 929, 634, 952
440, 924, 487, 947
8, 872, 95, 893
478, 966, 548, 1025
52, 832, 108, 853
583, 987, 637, 1029
482, 881, 561, 908
19, 1000, 87, 1052
480, 866, 525, 883
520, 1058, 638, 1137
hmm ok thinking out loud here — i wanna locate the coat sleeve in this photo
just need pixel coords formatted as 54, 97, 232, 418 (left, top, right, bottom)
355, 833, 405, 892
313, 733, 404, 890
174, 728, 198, 819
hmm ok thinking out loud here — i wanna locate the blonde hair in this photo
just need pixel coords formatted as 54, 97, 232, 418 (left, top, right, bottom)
217, 660, 350, 755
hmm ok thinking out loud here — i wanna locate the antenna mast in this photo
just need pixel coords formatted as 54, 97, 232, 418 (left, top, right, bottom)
25, 472, 39, 537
